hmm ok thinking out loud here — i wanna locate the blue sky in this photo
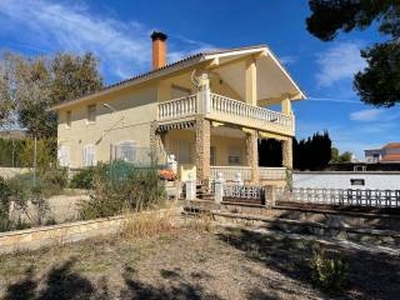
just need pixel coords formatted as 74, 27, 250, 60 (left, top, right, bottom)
0, 0, 399, 159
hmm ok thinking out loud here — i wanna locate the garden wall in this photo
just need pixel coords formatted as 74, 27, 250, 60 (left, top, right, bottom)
0, 208, 182, 254
0, 167, 29, 179
293, 171, 400, 190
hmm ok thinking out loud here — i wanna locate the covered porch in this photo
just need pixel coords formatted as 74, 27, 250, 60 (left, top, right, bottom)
154, 122, 291, 185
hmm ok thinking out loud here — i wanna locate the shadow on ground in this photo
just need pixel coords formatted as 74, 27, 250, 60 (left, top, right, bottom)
217, 227, 400, 300
4, 258, 221, 300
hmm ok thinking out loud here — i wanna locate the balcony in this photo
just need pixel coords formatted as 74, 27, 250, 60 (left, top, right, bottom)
157, 92, 294, 136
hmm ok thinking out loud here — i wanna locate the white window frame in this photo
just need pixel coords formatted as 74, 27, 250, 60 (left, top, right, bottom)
83, 144, 96, 167
58, 145, 70, 167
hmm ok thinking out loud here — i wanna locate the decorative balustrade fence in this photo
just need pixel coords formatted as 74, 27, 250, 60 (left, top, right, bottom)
223, 184, 265, 204
158, 95, 197, 121
259, 167, 286, 181
156, 93, 294, 135
210, 166, 252, 182
210, 93, 292, 128
276, 187, 400, 208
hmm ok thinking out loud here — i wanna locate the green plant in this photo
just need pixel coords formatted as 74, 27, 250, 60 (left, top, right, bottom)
78, 161, 166, 220
310, 247, 349, 293
69, 167, 96, 189
0, 176, 11, 232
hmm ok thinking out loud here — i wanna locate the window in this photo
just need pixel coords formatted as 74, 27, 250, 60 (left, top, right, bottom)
116, 140, 137, 162
66, 111, 72, 128
171, 84, 191, 98
228, 149, 241, 165
58, 145, 70, 167
87, 104, 96, 124
83, 144, 96, 166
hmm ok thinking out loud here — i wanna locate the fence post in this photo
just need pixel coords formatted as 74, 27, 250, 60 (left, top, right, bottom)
264, 185, 276, 208
214, 172, 224, 204
185, 173, 196, 200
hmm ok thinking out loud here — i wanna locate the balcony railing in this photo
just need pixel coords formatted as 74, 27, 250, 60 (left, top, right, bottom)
157, 92, 294, 135
210, 166, 286, 182
210, 166, 252, 182
210, 93, 292, 129
158, 94, 197, 121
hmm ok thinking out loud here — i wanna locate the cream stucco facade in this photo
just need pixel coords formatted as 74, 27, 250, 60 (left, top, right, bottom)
52, 44, 305, 184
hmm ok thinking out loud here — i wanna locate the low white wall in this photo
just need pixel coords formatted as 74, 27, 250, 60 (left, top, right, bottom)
0, 167, 29, 179
293, 172, 400, 190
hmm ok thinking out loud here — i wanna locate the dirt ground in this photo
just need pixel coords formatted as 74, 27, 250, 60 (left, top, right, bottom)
0, 224, 399, 300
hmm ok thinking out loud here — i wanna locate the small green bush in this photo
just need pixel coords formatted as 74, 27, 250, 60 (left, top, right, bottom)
311, 247, 349, 293
78, 161, 166, 220
69, 167, 96, 189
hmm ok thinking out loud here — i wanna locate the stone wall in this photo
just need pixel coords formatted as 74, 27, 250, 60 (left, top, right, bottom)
0, 208, 181, 254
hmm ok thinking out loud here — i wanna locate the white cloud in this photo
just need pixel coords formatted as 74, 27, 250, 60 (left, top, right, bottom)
0, 0, 215, 82
350, 109, 385, 122
316, 41, 366, 87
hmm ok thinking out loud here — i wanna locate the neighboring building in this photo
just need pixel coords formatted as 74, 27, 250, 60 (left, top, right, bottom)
365, 143, 400, 163
50, 31, 305, 184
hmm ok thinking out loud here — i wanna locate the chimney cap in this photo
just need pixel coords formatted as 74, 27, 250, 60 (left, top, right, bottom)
151, 31, 168, 41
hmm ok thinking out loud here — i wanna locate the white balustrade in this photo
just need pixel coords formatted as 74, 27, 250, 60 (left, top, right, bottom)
158, 95, 198, 121
259, 167, 286, 180
210, 93, 293, 131
210, 166, 252, 182
157, 93, 293, 134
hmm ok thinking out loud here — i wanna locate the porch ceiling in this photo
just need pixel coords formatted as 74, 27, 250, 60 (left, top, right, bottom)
213, 51, 304, 103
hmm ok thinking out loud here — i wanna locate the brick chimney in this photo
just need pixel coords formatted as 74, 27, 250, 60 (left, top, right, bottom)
151, 31, 168, 70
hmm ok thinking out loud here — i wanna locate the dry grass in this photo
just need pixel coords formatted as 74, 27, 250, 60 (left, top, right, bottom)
0, 218, 399, 300
121, 209, 175, 239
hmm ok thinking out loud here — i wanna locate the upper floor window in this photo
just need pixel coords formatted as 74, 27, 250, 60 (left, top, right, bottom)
66, 110, 72, 128
87, 104, 96, 124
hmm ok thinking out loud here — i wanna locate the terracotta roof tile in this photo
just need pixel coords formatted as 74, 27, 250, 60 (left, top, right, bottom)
51, 45, 267, 109
383, 143, 400, 150
381, 154, 400, 162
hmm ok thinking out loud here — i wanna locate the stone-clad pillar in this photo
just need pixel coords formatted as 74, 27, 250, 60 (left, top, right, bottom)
195, 116, 210, 183
150, 121, 166, 163
282, 138, 293, 169
245, 129, 259, 184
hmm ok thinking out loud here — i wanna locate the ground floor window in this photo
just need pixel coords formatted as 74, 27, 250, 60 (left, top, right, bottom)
116, 140, 137, 162
83, 144, 96, 167
58, 145, 70, 167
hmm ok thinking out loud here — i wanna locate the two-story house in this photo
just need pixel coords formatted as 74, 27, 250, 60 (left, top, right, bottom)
51, 31, 305, 184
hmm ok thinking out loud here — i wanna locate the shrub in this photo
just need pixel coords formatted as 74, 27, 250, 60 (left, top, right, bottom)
311, 247, 349, 293
69, 167, 96, 189
0, 176, 11, 232
78, 161, 166, 220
